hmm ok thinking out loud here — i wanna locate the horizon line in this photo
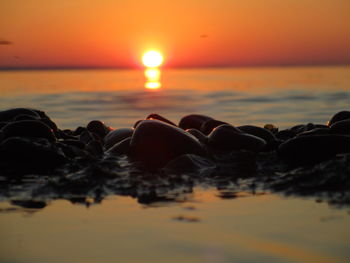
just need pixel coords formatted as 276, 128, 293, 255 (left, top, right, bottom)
0, 62, 349, 71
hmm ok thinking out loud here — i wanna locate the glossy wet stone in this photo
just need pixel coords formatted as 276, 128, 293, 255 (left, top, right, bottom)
200, 119, 228, 135
0, 137, 67, 171
106, 137, 131, 156
0, 108, 40, 122
186, 128, 208, 144
238, 125, 278, 151
146, 113, 176, 126
330, 119, 350, 135
208, 124, 266, 152
278, 134, 350, 166
2, 120, 56, 142
87, 120, 110, 139
129, 120, 206, 169
178, 114, 213, 131
104, 128, 134, 150
328, 111, 350, 126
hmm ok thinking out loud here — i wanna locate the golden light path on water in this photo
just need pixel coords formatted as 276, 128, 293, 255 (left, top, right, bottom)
142, 50, 163, 90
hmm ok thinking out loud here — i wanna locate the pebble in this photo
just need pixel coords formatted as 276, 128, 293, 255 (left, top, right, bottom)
146, 113, 176, 126
200, 119, 228, 135
208, 124, 266, 152
328, 111, 350, 126
278, 134, 350, 166
129, 120, 206, 169
330, 119, 350, 135
178, 114, 213, 130
103, 128, 134, 150
2, 120, 56, 142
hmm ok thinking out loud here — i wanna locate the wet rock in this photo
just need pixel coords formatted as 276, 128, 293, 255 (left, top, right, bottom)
200, 119, 228, 135
328, 111, 350, 126
73, 126, 86, 136
298, 128, 331, 137
264, 124, 278, 134
106, 137, 131, 156
129, 120, 206, 169
79, 130, 99, 145
178, 114, 213, 131
104, 128, 133, 150
186, 128, 208, 144
278, 135, 350, 166
2, 120, 56, 142
163, 154, 215, 174
146, 113, 176, 126
87, 120, 110, 139
238, 125, 278, 151
13, 114, 38, 121
275, 129, 296, 141
0, 108, 40, 122
208, 124, 266, 152
0, 137, 67, 171
86, 140, 104, 157
330, 119, 350, 135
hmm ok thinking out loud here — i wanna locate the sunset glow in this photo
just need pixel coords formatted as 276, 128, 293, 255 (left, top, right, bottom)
0, 0, 350, 68
142, 51, 163, 68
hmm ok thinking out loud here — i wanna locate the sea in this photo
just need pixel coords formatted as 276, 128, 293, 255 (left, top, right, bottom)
0, 66, 350, 263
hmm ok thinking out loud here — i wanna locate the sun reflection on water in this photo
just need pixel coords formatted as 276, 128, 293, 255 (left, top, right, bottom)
144, 68, 161, 90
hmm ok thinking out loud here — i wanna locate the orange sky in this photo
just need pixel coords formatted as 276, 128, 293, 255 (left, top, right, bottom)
0, 0, 350, 68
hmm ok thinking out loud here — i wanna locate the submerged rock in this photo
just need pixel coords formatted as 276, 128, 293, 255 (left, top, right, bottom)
104, 128, 134, 150
328, 111, 350, 126
2, 120, 56, 142
129, 120, 206, 169
146, 113, 176, 126
278, 134, 350, 166
208, 124, 266, 152
178, 114, 213, 131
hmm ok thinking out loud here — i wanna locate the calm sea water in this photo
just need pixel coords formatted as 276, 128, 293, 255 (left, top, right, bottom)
1, 66, 349, 129
1, 66, 350, 263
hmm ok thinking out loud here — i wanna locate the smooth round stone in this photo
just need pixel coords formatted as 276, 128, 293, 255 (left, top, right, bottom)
330, 119, 350, 135
163, 154, 215, 173
129, 120, 206, 169
86, 140, 104, 157
104, 128, 134, 150
178, 114, 213, 130
200, 119, 228, 135
0, 108, 40, 122
79, 130, 99, 144
87, 120, 109, 139
297, 128, 331, 137
208, 124, 266, 152
328, 111, 350, 126
0, 137, 67, 169
2, 120, 56, 142
106, 137, 131, 156
275, 129, 296, 141
278, 134, 350, 166
238, 125, 276, 143
73, 126, 86, 136
13, 114, 38, 121
264, 124, 278, 134
146, 114, 176, 126
186, 128, 208, 144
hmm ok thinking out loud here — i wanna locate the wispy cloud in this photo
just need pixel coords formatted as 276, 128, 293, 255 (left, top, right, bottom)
0, 39, 13, 45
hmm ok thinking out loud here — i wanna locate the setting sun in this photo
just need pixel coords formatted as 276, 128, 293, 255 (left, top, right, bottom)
142, 51, 164, 68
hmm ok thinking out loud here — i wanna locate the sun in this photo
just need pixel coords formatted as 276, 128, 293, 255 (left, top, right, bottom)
142, 50, 163, 68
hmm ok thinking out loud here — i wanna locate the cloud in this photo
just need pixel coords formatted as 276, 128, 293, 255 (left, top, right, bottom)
0, 39, 13, 45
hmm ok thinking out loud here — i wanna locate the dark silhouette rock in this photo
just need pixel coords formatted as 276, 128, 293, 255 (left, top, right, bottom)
0, 137, 67, 170
200, 119, 228, 135
104, 128, 133, 150
330, 119, 350, 135
0, 108, 40, 122
278, 134, 350, 166
297, 128, 331, 137
2, 120, 56, 142
186, 128, 208, 144
106, 137, 131, 156
129, 120, 206, 169
238, 125, 278, 151
328, 111, 350, 126
275, 129, 296, 141
87, 120, 110, 139
208, 124, 266, 152
178, 114, 213, 130
146, 113, 176, 126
